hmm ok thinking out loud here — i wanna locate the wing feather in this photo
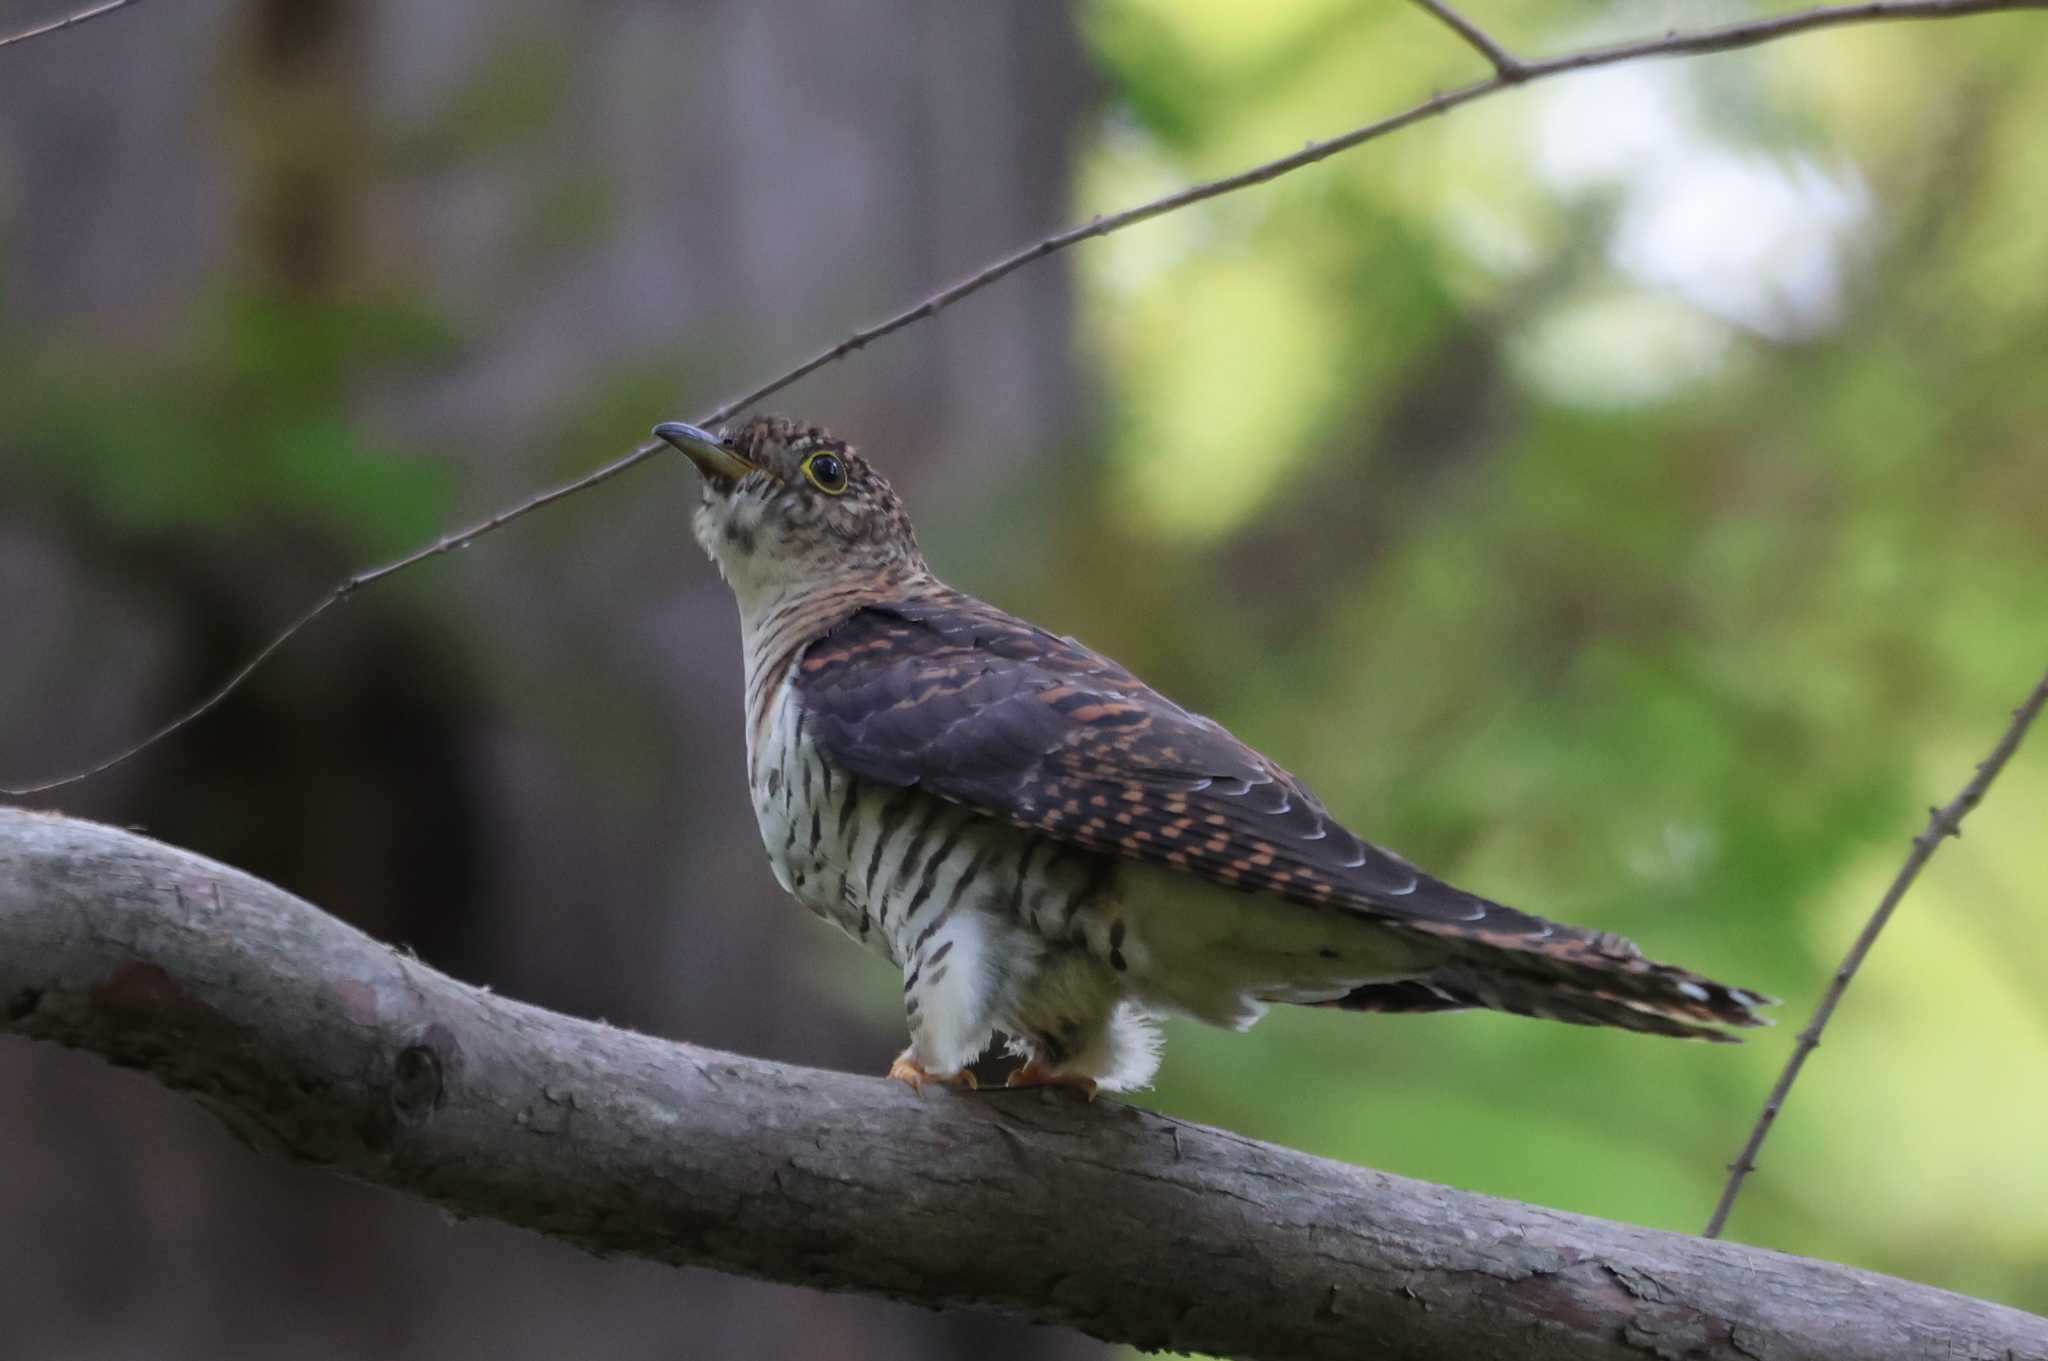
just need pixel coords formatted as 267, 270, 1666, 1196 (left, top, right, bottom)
797, 589, 1541, 935
800, 588, 1770, 1036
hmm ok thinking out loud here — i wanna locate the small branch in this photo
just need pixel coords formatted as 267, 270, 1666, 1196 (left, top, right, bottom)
4, 809, 2046, 1361
1704, 665, 2048, 1239
1410, 0, 1526, 79
0, 0, 143, 52
2, 440, 667, 796
697, 0, 2043, 427
5, 0, 2044, 796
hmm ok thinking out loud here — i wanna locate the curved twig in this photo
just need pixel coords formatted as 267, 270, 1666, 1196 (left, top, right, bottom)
5, 0, 2044, 796
0, 0, 144, 52
4, 808, 2046, 1361
3, 440, 667, 795
1409, 0, 1527, 79
1703, 665, 2048, 1238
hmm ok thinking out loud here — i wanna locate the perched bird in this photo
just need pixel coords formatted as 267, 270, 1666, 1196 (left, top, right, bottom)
656, 416, 1770, 1095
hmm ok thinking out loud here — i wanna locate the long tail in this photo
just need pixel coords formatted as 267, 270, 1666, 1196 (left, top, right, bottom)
1323, 924, 1773, 1042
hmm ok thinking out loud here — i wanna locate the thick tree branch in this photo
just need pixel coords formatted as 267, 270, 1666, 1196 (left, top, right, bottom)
1704, 664, 2048, 1238
6, 0, 2045, 797
2, 810, 2042, 1361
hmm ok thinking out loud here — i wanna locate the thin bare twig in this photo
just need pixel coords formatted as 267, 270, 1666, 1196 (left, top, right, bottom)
1, 440, 667, 795
4, 0, 2043, 796
1409, 0, 1526, 79
699, 0, 2044, 425
1703, 666, 2048, 1239
0, 0, 143, 52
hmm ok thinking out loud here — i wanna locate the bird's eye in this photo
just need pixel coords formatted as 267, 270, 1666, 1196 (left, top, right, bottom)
802, 450, 849, 495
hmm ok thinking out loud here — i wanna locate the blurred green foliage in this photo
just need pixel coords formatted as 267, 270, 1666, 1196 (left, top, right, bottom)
1, 290, 458, 551
950, 0, 2047, 1323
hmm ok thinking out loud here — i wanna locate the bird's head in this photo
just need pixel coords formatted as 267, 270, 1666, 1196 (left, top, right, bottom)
655, 415, 925, 614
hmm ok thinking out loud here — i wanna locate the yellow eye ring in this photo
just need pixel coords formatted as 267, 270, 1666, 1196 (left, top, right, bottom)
802, 449, 849, 495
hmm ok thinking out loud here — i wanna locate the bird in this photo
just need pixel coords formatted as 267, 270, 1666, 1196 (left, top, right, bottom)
654, 415, 1771, 1096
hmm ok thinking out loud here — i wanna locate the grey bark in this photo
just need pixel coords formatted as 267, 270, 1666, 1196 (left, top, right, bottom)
1, 807, 2041, 1361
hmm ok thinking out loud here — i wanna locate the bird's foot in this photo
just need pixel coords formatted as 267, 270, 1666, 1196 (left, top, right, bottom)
1005, 1059, 1098, 1100
887, 1050, 978, 1096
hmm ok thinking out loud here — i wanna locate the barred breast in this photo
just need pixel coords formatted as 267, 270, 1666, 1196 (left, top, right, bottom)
750, 668, 1113, 960
748, 666, 1169, 1076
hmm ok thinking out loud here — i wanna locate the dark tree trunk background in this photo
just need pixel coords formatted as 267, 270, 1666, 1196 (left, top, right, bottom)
0, 2, 1095, 1356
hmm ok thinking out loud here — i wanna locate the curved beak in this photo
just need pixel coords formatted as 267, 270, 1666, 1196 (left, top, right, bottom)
653, 421, 755, 481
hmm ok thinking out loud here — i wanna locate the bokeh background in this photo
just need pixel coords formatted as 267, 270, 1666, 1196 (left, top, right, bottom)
2, 0, 2044, 1356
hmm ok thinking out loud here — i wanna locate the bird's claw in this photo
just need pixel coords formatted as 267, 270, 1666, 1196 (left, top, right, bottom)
888, 1051, 977, 1096
1005, 1059, 1098, 1100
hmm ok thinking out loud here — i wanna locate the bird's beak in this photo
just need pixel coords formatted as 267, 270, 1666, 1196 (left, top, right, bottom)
653, 421, 755, 482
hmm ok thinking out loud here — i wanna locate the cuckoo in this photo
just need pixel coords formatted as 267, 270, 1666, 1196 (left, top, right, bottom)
655, 416, 1770, 1095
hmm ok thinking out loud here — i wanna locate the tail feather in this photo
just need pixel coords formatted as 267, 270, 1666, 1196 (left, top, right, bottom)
1324, 923, 1773, 1042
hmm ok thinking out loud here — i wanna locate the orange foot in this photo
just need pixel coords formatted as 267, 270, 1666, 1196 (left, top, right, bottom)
887, 1050, 978, 1096
1006, 1059, 1099, 1100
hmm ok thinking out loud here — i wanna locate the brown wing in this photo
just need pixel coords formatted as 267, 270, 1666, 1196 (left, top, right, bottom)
798, 587, 1771, 1039
796, 586, 1545, 935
